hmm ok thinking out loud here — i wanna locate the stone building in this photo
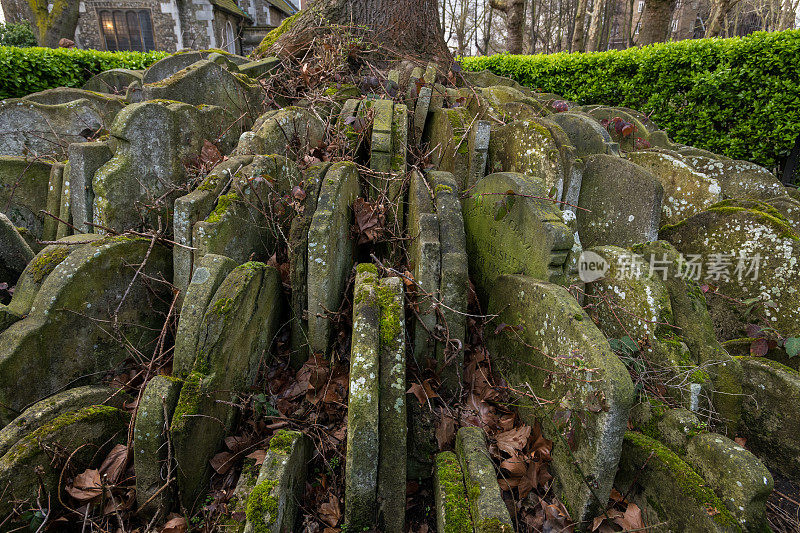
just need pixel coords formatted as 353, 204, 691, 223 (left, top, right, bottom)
72, 0, 298, 55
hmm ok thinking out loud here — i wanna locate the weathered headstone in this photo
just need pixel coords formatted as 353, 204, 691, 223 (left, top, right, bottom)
660, 204, 800, 338
93, 101, 235, 232
173, 156, 254, 294
737, 356, 800, 478
134, 375, 182, 520
487, 119, 567, 199
240, 106, 325, 159
172, 262, 282, 509
0, 212, 33, 282
0, 384, 123, 458
456, 427, 513, 532
408, 171, 440, 364
0, 236, 172, 425
685, 156, 784, 200
307, 162, 359, 355
83, 68, 143, 94
633, 240, 743, 431
0, 99, 102, 158
614, 431, 740, 532
467, 119, 490, 187
462, 172, 573, 303
68, 141, 113, 234
627, 150, 722, 226
424, 106, 471, 190
433, 451, 472, 533
288, 163, 329, 367
577, 154, 663, 249
548, 111, 618, 157
143, 59, 263, 120
23, 87, 125, 124
0, 405, 129, 518
487, 276, 635, 523
0, 156, 53, 239
584, 245, 711, 411
244, 430, 312, 533
377, 276, 407, 533
345, 264, 381, 528
142, 50, 210, 85
173, 253, 238, 378
429, 171, 468, 391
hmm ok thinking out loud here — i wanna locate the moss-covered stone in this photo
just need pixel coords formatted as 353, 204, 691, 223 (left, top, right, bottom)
456, 427, 513, 532
286, 162, 328, 367
660, 205, 800, 338
737, 356, 800, 478
463, 172, 573, 305
307, 162, 360, 355
627, 150, 723, 227
377, 276, 406, 533
134, 375, 182, 521
487, 276, 635, 523
0, 405, 129, 518
614, 431, 741, 532
633, 240, 743, 431
243, 430, 310, 533
173, 155, 254, 294
433, 451, 474, 533
429, 171, 468, 393
0, 237, 171, 425
422, 107, 472, 191
0, 156, 53, 239
577, 154, 663, 249
172, 262, 282, 510
684, 156, 783, 200
585, 245, 711, 410
345, 266, 381, 529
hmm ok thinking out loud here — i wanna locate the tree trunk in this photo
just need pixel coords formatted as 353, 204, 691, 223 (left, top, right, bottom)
490, 0, 526, 53
638, 0, 677, 44
586, 0, 606, 50
0, 0, 79, 47
705, 0, 737, 36
571, 0, 589, 51
261, 0, 451, 62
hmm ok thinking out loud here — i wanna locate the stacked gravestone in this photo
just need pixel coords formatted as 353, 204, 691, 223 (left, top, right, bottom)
626, 402, 773, 530
345, 265, 407, 532
0, 99, 103, 158
583, 245, 712, 412
288, 163, 330, 366
486, 276, 635, 523
462, 171, 574, 303
171, 261, 282, 509
0, 157, 53, 240
92, 100, 238, 233
307, 162, 360, 356
0, 236, 171, 426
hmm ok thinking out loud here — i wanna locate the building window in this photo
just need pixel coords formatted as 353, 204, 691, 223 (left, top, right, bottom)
224, 21, 237, 53
635, 22, 642, 34
671, 19, 678, 32
99, 9, 155, 51
637, 1, 644, 12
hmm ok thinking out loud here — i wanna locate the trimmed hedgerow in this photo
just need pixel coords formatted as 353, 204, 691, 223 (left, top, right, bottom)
462, 30, 800, 171
0, 45, 168, 99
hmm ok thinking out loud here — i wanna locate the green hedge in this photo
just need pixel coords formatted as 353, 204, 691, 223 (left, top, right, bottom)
0, 46, 168, 100
462, 30, 800, 171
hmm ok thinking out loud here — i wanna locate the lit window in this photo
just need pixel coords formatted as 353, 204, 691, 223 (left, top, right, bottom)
99, 9, 155, 51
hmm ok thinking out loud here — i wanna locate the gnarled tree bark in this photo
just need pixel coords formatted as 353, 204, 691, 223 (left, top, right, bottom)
0, 0, 79, 47
489, 0, 526, 54
260, 0, 451, 63
639, 0, 678, 45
